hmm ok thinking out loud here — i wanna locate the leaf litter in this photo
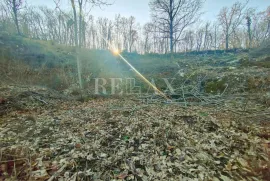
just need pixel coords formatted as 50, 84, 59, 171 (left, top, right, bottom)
0, 85, 269, 181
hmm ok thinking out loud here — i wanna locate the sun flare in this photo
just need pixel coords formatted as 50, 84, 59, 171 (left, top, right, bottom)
112, 48, 120, 55
97, 32, 169, 101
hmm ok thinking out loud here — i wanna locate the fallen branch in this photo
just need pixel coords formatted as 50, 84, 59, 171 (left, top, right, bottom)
32, 96, 48, 105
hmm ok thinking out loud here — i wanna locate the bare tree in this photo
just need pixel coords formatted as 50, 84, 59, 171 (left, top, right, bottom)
96, 17, 109, 49
114, 14, 121, 50
0, 1, 13, 32
69, 0, 112, 89
149, 0, 203, 53
246, 16, 252, 48
183, 30, 194, 52
218, 1, 249, 50
265, 6, 270, 40
4, 0, 23, 35
195, 27, 203, 52
120, 17, 129, 51
212, 23, 219, 51
127, 16, 138, 52
143, 23, 154, 53
107, 20, 113, 46
203, 22, 211, 50
249, 8, 269, 46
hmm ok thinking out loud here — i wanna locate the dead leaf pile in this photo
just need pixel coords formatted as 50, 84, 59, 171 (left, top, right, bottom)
0, 87, 269, 181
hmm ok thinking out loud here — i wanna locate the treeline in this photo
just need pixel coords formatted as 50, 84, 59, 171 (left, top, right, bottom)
0, 0, 269, 54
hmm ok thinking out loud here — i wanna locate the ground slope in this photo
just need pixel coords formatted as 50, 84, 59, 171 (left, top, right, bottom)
0, 85, 269, 181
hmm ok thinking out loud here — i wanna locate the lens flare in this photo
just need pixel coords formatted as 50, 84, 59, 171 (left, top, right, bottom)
112, 48, 120, 55
118, 54, 170, 100
97, 33, 170, 101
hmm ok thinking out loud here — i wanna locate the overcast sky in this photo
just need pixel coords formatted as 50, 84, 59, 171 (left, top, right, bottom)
28, 0, 270, 25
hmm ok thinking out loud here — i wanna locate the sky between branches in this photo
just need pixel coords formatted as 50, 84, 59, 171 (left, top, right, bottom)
28, 0, 269, 25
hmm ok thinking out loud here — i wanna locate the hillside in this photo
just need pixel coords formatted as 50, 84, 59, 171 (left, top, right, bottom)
0, 34, 270, 180
0, 32, 125, 91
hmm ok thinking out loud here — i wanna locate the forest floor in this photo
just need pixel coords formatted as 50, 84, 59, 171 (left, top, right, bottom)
0, 84, 269, 181
1, 34, 270, 180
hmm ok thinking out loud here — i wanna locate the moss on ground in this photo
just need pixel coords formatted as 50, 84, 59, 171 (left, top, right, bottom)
205, 79, 227, 94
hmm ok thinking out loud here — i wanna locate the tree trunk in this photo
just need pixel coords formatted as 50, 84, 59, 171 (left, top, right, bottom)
78, 0, 83, 48
71, 0, 78, 47
247, 16, 252, 49
76, 48, 83, 89
12, 0, 20, 35
58, 13, 61, 44
169, 21, 173, 54
248, 27, 252, 48
203, 23, 209, 50
169, 0, 174, 55
214, 26, 217, 53
225, 32, 229, 51
71, 0, 83, 89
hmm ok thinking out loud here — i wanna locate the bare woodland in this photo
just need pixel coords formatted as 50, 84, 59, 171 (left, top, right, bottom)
0, 0, 269, 54
0, 0, 270, 180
